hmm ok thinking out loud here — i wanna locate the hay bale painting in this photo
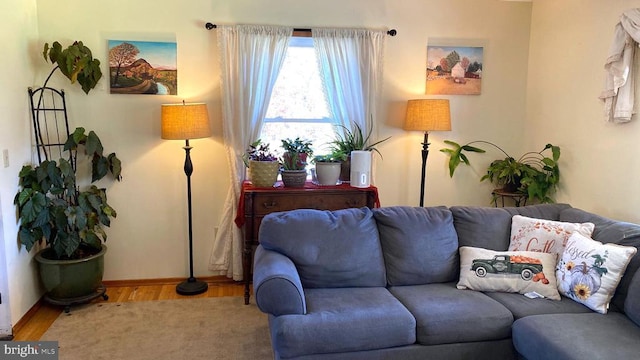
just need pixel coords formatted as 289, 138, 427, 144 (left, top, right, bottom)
426, 45, 483, 95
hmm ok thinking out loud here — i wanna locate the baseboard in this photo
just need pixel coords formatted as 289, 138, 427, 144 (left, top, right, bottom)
12, 276, 238, 337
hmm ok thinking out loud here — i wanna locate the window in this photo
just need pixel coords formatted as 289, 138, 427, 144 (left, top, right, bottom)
259, 36, 337, 159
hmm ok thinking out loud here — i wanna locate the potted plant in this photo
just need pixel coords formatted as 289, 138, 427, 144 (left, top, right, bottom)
312, 151, 346, 186
243, 139, 279, 188
14, 127, 122, 304
280, 138, 313, 188
440, 140, 561, 203
329, 118, 391, 182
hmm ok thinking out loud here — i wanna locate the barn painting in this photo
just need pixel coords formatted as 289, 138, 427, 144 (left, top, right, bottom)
108, 40, 177, 95
426, 45, 483, 95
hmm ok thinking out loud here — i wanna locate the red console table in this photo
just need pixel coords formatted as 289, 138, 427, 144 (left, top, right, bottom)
236, 181, 379, 304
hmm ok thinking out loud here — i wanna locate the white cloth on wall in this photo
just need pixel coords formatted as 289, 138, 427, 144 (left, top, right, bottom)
208, 25, 292, 280
600, 9, 640, 123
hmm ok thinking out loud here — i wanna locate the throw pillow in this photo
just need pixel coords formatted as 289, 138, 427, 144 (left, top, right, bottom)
457, 246, 561, 300
509, 215, 595, 260
556, 232, 637, 314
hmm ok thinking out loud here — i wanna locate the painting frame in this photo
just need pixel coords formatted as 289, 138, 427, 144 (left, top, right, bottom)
426, 39, 484, 95
108, 39, 177, 95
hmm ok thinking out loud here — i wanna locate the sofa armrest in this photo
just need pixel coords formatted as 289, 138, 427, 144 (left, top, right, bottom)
253, 245, 306, 316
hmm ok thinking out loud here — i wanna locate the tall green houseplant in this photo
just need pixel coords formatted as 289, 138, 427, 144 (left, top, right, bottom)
41, 40, 102, 93
440, 140, 561, 203
15, 128, 122, 259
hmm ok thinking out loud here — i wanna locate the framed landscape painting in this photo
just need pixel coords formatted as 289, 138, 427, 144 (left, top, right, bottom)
426, 45, 483, 95
108, 40, 177, 95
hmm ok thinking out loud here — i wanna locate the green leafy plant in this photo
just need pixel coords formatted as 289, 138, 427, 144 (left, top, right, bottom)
42, 41, 103, 94
330, 117, 391, 158
440, 140, 561, 203
280, 138, 313, 171
281, 137, 313, 156
14, 128, 122, 259
242, 139, 278, 166
313, 151, 347, 163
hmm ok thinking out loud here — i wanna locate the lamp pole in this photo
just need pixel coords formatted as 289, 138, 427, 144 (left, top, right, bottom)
419, 132, 430, 207
176, 139, 208, 295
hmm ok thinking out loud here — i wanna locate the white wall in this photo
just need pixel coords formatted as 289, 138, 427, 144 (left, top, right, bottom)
5, 0, 534, 322
526, 0, 640, 223
0, 0, 39, 331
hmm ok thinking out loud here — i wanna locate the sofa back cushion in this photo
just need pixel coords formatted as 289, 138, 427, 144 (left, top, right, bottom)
373, 206, 458, 285
258, 207, 386, 288
560, 207, 640, 311
451, 204, 571, 251
625, 272, 640, 326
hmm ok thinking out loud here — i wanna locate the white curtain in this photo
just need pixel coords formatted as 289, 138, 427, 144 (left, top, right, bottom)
208, 25, 292, 280
312, 28, 386, 135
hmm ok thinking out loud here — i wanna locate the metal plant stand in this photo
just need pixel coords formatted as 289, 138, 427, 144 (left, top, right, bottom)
44, 287, 109, 314
28, 87, 108, 312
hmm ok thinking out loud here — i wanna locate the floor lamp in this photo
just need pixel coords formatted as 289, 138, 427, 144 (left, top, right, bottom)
403, 99, 451, 207
161, 102, 211, 295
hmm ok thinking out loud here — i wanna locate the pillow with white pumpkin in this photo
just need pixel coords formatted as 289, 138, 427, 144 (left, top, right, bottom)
556, 232, 637, 314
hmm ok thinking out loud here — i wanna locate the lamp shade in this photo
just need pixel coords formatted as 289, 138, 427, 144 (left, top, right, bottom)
161, 102, 211, 140
403, 99, 451, 132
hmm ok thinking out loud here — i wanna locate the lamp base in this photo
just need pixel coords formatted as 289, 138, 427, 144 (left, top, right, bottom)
176, 277, 208, 295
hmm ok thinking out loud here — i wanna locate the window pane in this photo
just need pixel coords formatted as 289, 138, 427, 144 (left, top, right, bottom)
261, 36, 335, 159
261, 121, 335, 157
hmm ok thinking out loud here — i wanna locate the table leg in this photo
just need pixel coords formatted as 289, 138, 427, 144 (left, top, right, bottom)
243, 241, 251, 305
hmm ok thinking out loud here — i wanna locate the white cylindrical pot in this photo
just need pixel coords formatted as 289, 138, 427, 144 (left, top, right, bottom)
315, 162, 342, 185
350, 150, 371, 188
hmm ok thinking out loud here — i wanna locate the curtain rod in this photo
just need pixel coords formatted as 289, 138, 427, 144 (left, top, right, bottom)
205, 22, 397, 36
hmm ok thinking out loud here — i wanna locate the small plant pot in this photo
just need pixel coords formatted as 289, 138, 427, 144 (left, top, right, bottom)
281, 169, 307, 187
249, 160, 279, 188
315, 162, 342, 186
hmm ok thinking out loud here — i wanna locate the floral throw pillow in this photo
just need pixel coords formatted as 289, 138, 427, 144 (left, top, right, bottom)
556, 232, 637, 314
509, 215, 595, 261
457, 246, 561, 300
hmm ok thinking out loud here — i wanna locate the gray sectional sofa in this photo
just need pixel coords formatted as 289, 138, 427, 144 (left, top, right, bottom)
253, 204, 640, 359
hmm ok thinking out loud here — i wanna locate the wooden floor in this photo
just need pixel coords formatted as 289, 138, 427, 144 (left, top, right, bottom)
12, 279, 246, 341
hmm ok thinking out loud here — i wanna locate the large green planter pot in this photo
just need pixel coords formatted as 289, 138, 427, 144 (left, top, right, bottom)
35, 245, 106, 300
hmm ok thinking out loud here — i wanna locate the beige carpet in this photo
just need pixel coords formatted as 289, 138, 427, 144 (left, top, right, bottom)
41, 297, 273, 360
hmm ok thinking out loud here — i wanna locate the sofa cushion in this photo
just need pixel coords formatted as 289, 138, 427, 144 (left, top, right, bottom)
485, 292, 593, 319
560, 207, 640, 311
626, 271, 640, 326
258, 207, 386, 288
451, 204, 572, 251
451, 206, 513, 250
373, 206, 458, 286
268, 287, 416, 358
457, 246, 561, 300
512, 312, 640, 360
556, 232, 636, 314
502, 203, 571, 219
389, 282, 513, 345
508, 215, 595, 260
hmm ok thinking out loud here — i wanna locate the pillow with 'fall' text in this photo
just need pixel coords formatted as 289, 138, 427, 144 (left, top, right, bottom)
509, 215, 595, 261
